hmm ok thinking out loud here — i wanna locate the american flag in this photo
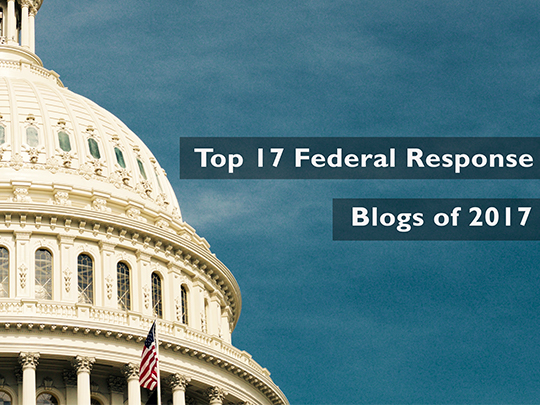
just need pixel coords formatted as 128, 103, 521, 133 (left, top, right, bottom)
140, 321, 158, 390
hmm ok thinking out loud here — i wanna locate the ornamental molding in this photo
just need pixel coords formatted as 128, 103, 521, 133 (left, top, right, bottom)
48, 191, 71, 206
1, 320, 286, 405
143, 284, 150, 309
18, 264, 27, 289
63, 369, 77, 387
122, 363, 139, 379
166, 373, 190, 391
105, 274, 113, 300
19, 352, 40, 369
0, 205, 238, 321
206, 386, 227, 402
72, 356, 95, 373
108, 375, 126, 394
63, 268, 72, 293
10, 187, 32, 202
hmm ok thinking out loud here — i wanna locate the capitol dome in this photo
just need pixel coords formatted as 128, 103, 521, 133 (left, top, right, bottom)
0, 1, 289, 405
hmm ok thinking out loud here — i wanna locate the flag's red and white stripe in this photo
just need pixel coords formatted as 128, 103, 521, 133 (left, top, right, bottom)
140, 321, 158, 390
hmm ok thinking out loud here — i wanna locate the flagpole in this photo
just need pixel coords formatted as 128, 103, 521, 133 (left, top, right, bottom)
155, 316, 162, 405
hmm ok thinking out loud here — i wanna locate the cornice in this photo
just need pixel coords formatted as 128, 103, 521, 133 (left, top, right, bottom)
0, 317, 288, 405
0, 202, 241, 327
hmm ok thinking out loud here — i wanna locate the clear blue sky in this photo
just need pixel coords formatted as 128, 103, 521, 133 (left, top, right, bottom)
37, 1, 540, 404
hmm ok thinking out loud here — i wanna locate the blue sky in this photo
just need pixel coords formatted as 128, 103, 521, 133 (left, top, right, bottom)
37, 1, 540, 404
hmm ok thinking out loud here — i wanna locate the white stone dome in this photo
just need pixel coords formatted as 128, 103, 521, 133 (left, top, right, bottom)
0, 1, 289, 404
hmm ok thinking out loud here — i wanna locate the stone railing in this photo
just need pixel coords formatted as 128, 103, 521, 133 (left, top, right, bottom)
0, 299, 267, 376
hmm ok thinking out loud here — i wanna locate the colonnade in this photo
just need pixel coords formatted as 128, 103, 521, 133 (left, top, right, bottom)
16, 352, 227, 405
4, 0, 36, 52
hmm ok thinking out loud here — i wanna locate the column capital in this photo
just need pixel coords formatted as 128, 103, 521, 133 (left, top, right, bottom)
206, 386, 227, 403
72, 356, 95, 374
166, 373, 190, 391
108, 376, 127, 394
19, 352, 39, 370
123, 363, 140, 380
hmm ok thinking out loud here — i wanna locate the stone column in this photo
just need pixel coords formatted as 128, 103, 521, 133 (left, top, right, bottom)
205, 386, 227, 405
20, 0, 29, 48
6, 0, 16, 44
123, 363, 141, 405
19, 352, 39, 405
108, 376, 126, 405
166, 374, 190, 405
63, 370, 78, 405
72, 356, 95, 405
29, 8, 35, 53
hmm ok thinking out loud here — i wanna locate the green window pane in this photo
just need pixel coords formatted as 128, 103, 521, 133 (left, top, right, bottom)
137, 159, 147, 180
181, 285, 188, 325
26, 127, 38, 147
152, 272, 162, 318
58, 131, 71, 152
117, 262, 131, 311
78, 254, 93, 304
88, 138, 101, 159
0, 247, 8, 298
0, 126, 5, 144
35, 249, 52, 300
115, 147, 126, 168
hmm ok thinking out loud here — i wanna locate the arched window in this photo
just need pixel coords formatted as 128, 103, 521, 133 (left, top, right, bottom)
0, 247, 8, 298
35, 249, 52, 300
155, 170, 163, 192
137, 159, 147, 180
26, 127, 39, 147
58, 131, 71, 152
78, 254, 93, 304
0, 391, 12, 405
180, 285, 188, 325
0, 126, 5, 145
151, 272, 162, 318
114, 147, 126, 168
117, 262, 131, 311
36, 393, 58, 405
87, 138, 101, 159
91, 398, 102, 405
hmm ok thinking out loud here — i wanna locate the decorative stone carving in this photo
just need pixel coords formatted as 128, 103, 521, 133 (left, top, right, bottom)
45, 156, 60, 173
206, 386, 227, 403
63, 268, 72, 293
14, 367, 22, 384
49, 191, 71, 206
166, 374, 190, 391
78, 162, 93, 179
108, 375, 126, 394
10, 188, 32, 202
143, 285, 150, 309
201, 312, 207, 333
10, 153, 23, 170
122, 363, 139, 380
43, 376, 54, 388
18, 264, 27, 289
155, 219, 170, 230
156, 192, 169, 207
172, 207, 182, 220
137, 180, 153, 197
125, 206, 146, 222
106, 274, 113, 300
185, 396, 196, 405
19, 352, 40, 369
27, 147, 39, 163
63, 369, 77, 387
72, 356, 95, 373
59, 151, 74, 168
175, 297, 182, 322
92, 159, 104, 175
90, 380, 99, 393
87, 198, 111, 213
